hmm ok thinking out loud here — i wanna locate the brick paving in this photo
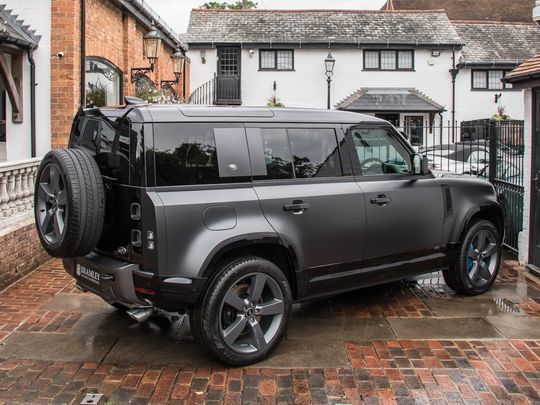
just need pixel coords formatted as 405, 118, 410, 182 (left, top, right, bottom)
1, 259, 540, 404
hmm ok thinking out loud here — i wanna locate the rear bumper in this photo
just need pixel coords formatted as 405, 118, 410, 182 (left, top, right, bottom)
62, 253, 207, 310
63, 253, 146, 307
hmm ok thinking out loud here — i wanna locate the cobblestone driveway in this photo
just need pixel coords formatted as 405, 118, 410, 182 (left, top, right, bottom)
1, 258, 540, 404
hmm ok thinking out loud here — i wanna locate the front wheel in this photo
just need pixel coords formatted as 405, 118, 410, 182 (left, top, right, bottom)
443, 220, 502, 295
190, 257, 292, 366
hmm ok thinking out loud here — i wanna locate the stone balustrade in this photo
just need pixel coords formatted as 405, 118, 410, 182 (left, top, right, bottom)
0, 158, 42, 220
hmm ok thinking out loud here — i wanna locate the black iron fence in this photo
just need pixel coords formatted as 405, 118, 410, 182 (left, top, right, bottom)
399, 120, 524, 251
189, 75, 242, 106
189, 76, 216, 105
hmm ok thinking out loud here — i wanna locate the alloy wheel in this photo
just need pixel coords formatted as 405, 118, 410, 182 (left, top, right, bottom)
219, 273, 285, 354
36, 163, 67, 244
466, 229, 499, 287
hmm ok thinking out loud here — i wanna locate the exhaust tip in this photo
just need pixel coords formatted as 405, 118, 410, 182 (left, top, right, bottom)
127, 307, 154, 323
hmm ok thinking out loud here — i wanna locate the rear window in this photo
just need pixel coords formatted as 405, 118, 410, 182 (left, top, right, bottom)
153, 123, 251, 186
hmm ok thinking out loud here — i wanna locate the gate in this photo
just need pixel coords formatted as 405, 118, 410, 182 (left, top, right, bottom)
408, 119, 524, 251
488, 121, 524, 251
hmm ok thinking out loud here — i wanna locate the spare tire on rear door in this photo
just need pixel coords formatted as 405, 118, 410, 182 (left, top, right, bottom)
34, 149, 105, 258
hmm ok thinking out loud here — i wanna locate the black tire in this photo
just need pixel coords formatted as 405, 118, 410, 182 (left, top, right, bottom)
34, 149, 105, 258
190, 256, 292, 366
443, 220, 502, 295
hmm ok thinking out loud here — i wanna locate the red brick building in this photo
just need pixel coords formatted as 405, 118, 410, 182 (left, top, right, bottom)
51, 0, 189, 148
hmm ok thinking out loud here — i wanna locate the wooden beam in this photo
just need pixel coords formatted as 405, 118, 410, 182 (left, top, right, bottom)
0, 52, 22, 123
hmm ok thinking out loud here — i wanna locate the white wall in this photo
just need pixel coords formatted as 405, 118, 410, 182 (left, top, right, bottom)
190, 47, 454, 116
455, 69, 525, 123
189, 46, 527, 131
519, 88, 532, 264
3, 0, 51, 162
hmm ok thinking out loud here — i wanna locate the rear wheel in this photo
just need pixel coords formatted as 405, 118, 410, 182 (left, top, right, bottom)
190, 257, 292, 366
443, 220, 502, 295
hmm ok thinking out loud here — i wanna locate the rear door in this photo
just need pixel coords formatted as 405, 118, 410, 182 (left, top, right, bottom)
346, 124, 446, 274
246, 123, 367, 297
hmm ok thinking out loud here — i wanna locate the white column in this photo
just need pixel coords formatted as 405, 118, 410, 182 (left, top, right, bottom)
0, 171, 9, 217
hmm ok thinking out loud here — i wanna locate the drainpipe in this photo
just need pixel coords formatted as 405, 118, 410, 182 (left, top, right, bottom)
80, 0, 86, 107
449, 48, 460, 143
27, 49, 36, 157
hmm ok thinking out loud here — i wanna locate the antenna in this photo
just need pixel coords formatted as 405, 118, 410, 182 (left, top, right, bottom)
386, 0, 395, 11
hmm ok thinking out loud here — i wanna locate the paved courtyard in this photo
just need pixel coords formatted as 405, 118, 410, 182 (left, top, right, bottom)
1, 257, 540, 404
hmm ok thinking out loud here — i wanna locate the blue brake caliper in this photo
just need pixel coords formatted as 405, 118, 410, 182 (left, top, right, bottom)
467, 243, 475, 273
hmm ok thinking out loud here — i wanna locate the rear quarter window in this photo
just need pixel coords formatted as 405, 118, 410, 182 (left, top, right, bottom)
153, 123, 251, 186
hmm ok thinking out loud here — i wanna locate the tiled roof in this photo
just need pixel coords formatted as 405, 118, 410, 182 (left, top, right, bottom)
454, 22, 540, 66
187, 9, 462, 46
0, 4, 41, 49
337, 88, 445, 112
504, 53, 540, 82
383, 0, 535, 23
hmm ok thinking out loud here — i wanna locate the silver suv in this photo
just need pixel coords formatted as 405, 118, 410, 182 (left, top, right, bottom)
34, 103, 504, 365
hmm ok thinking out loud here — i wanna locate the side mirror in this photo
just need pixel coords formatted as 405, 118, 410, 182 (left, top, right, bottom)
412, 153, 429, 175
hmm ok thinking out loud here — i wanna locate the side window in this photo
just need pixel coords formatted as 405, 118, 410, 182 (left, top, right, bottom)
351, 127, 411, 176
252, 128, 343, 181
154, 124, 250, 186
257, 129, 294, 180
288, 129, 342, 178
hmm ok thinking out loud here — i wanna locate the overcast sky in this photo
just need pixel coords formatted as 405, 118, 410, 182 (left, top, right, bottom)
146, 0, 387, 33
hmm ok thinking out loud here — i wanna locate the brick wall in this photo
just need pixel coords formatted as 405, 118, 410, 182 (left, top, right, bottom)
51, 0, 190, 148
0, 218, 50, 291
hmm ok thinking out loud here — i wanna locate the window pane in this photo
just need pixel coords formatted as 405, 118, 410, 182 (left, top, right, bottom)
398, 51, 413, 69
288, 129, 342, 178
352, 128, 411, 176
488, 70, 504, 90
276, 50, 293, 70
380, 51, 396, 70
256, 129, 294, 180
260, 50, 275, 69
364, 51, 379, 69
154, 124, 220, 186
472, 71, 487, 89
86, 59, 122, 106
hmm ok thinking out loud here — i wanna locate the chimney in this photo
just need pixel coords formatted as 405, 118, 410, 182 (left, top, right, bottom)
386, 0, 395, 11
242, 0, 248, 9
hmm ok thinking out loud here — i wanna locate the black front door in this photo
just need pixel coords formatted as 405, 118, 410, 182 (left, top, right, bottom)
216, 47, 241, 105
530, 88, 540, 269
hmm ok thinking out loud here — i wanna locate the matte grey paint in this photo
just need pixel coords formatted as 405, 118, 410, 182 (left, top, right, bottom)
68, 105, 503, 307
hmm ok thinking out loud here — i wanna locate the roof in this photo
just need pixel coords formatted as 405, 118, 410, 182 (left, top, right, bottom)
111, 0, 187, 51
187, 9, 462, 47
454, 22, 540, 66
504, 53, 540, 83
0, 4, 41, 49
337, 88, 445, 113
383, 0, 535, 23
121, 104, 385, 124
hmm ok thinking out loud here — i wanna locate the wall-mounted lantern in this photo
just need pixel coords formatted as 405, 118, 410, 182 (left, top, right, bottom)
201, 50, 207, 64
131, 22, 162, 83
161, 49, 185, 87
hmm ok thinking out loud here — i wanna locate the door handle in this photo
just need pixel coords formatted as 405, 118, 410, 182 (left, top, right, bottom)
370, 195, 392, 206
284, 201, 310, 214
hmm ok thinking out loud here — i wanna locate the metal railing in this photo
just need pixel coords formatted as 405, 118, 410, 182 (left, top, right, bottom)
189, 77, 216, 105
189, 74, 242, 106
0, 158, 41, 220
400, 120, 524, 251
